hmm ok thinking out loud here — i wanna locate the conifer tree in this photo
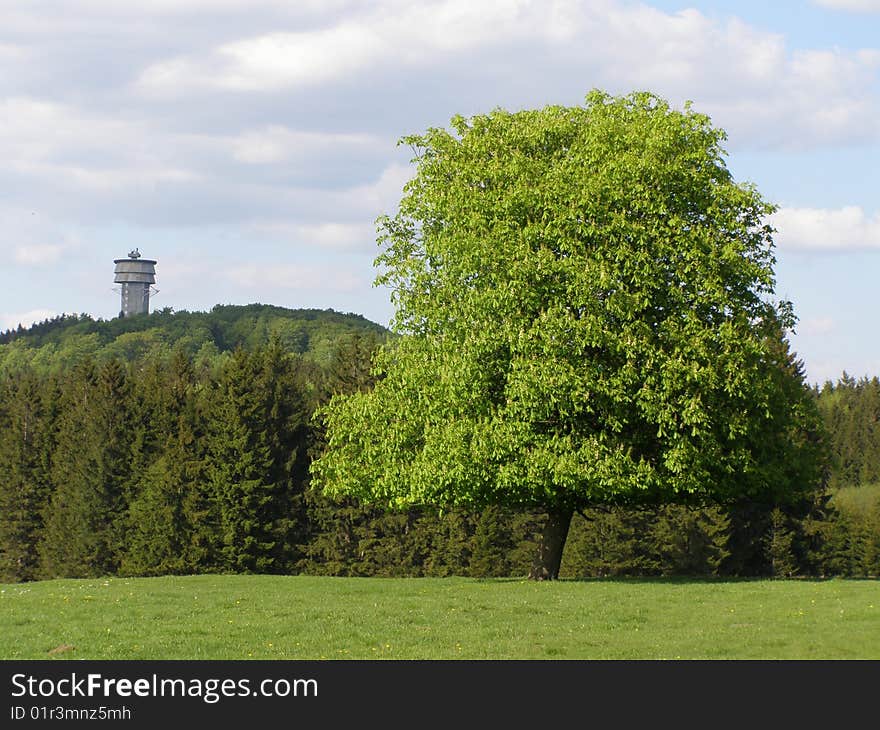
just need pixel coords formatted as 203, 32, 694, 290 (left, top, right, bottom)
203, 341, 310, 573
40, 359, 134, 577
204, 348, 276, 572
417, 509, 473, 576
256, 336, 311, 570
561, 507, 649, 577
469, 506, 516, 578
121, 350, 209, 575
0, 369, 55, 581
650, 505, 731, 575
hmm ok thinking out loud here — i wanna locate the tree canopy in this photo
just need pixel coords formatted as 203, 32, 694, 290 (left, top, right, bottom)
0, 303, 388, 376
311, 90, 825, 579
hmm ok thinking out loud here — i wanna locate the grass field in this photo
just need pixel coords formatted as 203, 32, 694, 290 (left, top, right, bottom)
1, 575, 877, 660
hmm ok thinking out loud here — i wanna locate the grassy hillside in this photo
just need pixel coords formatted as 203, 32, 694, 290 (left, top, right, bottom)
1, 575, 876, 660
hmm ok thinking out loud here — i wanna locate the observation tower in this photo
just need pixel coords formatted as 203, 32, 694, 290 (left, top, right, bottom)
113, 249, 157, 317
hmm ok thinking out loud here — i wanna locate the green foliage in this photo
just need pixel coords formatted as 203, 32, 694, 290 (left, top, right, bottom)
822, 484, 880, 577
815, 375, 880, 489
560, 504, 730, 578
120, 352, 208, 576
121, 458, 194, 576
0, 304, 388, 376
561, 509, 647, 577
0, 291, 875, 581
0, 368, 56, 581
0, 345, 874, 580
203, 343, 310, 573
0, 339, 318, 580
767, 507, 799, 578
653, 504, 732, 575
469, 506, 517, 578
39, 360, 134, 577
312, 90, 825, 578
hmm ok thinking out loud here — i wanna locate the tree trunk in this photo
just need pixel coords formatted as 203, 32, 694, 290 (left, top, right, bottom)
528, 505, 574, 580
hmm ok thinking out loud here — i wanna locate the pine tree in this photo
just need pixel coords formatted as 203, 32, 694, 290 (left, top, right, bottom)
203, 341, 310, 573
348, 508, 426, 577
299, 491, 368, 575
866, 501, 880, 577
470, 506, 517, 578
0, 369, 55, 581
39, 359, 134, 577
647, 505, 731, 576
857, 378, 880, 485
256, 337, 311, 571
301, 331, 386, 575
561, 507, 647, 577
121, 457, 189, 575
204, 348, 276, 572
121, 350, 210, 575
418, 509, 473, 576
767, 507, 798, 577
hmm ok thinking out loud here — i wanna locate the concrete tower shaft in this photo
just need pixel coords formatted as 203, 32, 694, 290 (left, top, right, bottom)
114, 249, 157, 317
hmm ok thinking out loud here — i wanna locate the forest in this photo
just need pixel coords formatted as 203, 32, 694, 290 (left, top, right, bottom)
1, 304, 878, 583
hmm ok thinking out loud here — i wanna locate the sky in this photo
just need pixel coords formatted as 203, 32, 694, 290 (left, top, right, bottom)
0, 0, 877, 385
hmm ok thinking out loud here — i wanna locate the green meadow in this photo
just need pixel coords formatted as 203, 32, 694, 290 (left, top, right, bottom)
1, 575, 877, 660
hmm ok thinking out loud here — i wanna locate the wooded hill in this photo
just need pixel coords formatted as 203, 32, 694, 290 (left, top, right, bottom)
0, 303, 388, 374
0, 305, 878, 582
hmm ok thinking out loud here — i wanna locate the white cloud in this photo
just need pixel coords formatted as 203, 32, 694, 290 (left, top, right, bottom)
223, 262, 363, 291
1, 0, 349, 31
14, 244, 68, 266
23, 163, 200, 192
813, 0, 880, 12
0, 94, 399, 232
218, 26, 384, 90
0, 97, 202, 191
252, 221, 376, 250
614, 19, 878, 148
771, 206, 880, 250
231, 125, 378, 164
133, 0, 880, 149
271, 162, 414, 224
799, 316, 836, 336
0, 207, 84, 267
0, 309, 59, 331
292, 222, 375, 249
80, 0, 348, 13
345, 162, 412, 213
83, 0, 302, 11
136, 0, 615, 94
0, 43, 26, 61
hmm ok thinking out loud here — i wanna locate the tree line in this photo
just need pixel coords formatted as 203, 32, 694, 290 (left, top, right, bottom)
7, 93, 878, 583
1, 326, 878, 583
0, 303, 387, 376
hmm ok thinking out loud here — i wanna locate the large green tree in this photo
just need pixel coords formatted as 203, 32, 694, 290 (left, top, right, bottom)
330, 93, 825, 578
311, 91, 824, 579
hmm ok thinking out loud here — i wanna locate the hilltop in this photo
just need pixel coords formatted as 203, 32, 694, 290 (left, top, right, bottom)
0, 303, 389, 373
